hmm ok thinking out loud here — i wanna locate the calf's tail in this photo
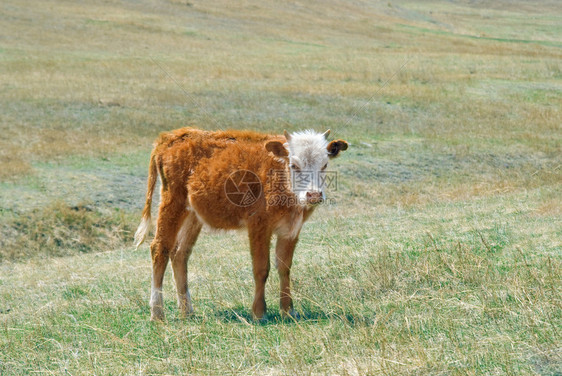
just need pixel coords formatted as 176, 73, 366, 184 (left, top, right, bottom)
134, 152, 158, 249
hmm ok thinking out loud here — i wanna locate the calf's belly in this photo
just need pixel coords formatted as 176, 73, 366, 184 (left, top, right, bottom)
187, 187, 250, 230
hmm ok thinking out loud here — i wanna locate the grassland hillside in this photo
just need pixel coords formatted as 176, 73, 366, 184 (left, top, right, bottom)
0, 0, 560, 374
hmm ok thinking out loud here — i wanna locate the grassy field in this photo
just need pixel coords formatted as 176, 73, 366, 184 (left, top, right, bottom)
1, 0, 561, 374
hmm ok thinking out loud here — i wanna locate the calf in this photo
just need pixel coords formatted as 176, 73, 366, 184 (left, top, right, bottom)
134, 127, 348, 320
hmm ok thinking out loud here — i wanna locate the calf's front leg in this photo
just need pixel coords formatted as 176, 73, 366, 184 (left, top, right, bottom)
248, 226, 272, 320
275, 235, 299, 317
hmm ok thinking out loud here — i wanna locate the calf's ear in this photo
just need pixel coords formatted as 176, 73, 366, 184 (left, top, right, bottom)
265, 140, 289, 157
327, 139, 348, 158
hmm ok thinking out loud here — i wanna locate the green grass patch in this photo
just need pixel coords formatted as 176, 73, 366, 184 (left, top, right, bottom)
397, 23, 562, 48
1, 190, 560, 374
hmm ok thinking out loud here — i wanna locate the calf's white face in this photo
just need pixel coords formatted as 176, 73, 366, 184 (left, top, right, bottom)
266, 129, 348, 206
286, 130, 330, 205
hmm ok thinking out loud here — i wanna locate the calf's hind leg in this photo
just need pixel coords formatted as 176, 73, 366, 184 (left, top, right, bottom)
170, 211, 202, 317
150, 200, 187, 321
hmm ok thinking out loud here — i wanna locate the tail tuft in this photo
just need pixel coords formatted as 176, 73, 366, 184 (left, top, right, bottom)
134, 151, 158, 250
134, 215, 151, 249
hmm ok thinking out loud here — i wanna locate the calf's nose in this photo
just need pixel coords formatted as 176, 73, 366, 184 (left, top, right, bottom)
306, 191, 324, 205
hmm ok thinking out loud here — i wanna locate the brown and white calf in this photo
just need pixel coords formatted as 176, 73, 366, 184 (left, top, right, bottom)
134, 127, 348, 320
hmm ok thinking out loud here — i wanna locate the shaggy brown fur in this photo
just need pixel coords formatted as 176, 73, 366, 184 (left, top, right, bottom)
135, 127, 347, 320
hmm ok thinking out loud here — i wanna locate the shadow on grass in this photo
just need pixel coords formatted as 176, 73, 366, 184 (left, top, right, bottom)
215, 305, 376, 327
152, 301, 377, 327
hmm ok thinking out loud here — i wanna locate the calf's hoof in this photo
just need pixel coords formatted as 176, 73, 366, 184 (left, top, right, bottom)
252, 313, 268, 323
252, 309, 267, 322
252, 301, 266, 322
281, 309, 300, 320
178, 308, 194, 319
150, 306, 165, 322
